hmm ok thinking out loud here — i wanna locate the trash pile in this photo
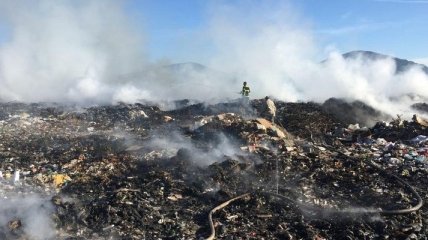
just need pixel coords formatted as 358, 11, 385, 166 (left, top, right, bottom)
0, 100, 426, 239
322, 98, 391, 127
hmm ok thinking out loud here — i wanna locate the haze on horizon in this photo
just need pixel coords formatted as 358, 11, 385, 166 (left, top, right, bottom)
0, 0, 427, 119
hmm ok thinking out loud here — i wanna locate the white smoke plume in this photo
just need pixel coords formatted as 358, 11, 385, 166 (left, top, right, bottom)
414, 58, 428, 66
145, 131, 244, 166
0, 0, 150, 103
0, 194, 55, 239
0, 0, 230, 103
0, 0, 427, 118
205, 1, 428, 118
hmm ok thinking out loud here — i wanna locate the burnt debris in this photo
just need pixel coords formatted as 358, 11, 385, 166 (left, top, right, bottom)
0, 100, 427, 239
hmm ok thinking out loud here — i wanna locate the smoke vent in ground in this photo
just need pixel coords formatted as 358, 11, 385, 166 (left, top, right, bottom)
322, 98, 391, 127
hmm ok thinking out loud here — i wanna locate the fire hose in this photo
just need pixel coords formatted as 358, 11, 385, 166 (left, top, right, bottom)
204, 159, 423, 240
205, 193, 251, 240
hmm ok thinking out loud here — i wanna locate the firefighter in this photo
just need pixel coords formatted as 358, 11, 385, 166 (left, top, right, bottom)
240, 81, 250, 105
241, 81, 250, 97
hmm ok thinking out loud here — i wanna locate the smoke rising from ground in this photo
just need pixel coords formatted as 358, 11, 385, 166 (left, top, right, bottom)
206, 2, 428, 118
0, 0, 231, 103
0, 1, 428, 117
0, 194, 55, 239
146, 131, 244, 166
0, 0, 149, 103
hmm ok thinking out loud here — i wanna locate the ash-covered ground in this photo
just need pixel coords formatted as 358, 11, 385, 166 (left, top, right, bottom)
0, 99, 427, 240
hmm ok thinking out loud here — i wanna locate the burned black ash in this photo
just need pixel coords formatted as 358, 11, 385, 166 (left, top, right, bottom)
0, 100, 426, 239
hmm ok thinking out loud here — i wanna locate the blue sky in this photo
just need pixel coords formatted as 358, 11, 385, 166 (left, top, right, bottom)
124, 0, 428, 64
1, 0, 427, 64
295, 0, 428, 59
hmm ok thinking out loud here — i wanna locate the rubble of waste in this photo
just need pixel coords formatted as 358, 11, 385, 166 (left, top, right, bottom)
0, 99, 427, 239
322, 98, 392, 127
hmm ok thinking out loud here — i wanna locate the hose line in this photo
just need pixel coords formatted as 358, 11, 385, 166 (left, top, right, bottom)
204, 158, 423, 239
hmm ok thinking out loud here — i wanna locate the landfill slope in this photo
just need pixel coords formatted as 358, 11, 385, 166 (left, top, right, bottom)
0, 100, 427, 239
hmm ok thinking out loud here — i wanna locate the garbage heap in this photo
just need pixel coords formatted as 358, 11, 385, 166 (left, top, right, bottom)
0, 100, 426, 239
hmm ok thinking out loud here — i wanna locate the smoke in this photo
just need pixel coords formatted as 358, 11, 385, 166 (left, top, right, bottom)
207, 1, 317, 102
415, 58, 428, 66
0, 0, 231, 104
313, 52, 428, 118
144, 130, 244, 166
0, 194, 55, 239
0, 0, 150, 103
299, 204, 383, 222
0, 0, 427, 118
205, 1, 428, 118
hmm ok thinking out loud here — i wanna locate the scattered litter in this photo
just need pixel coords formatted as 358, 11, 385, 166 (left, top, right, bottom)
0, 100, 426, 239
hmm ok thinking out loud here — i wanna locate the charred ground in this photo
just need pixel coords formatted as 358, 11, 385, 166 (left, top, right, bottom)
0, 99, 427, 239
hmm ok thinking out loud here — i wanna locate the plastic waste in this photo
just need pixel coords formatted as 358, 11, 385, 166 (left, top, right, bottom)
415, 155, 426, 162
417, 148, 428, 157
347, 124, 360, 131
409, 135, 428, 145
404, 154, 413, 160
389, 158, 402, 164
13, 170, 20, 183
376, 138, 388, 145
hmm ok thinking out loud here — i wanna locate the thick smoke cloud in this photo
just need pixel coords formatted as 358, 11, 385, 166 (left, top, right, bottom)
143, 131, 244, 166
0, 0, 150, 103
0, 194, 55, 239
207, 1, 317, 101
0, 0, 230, 103
0, 0, 428, 118
206, 1, 428, 117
